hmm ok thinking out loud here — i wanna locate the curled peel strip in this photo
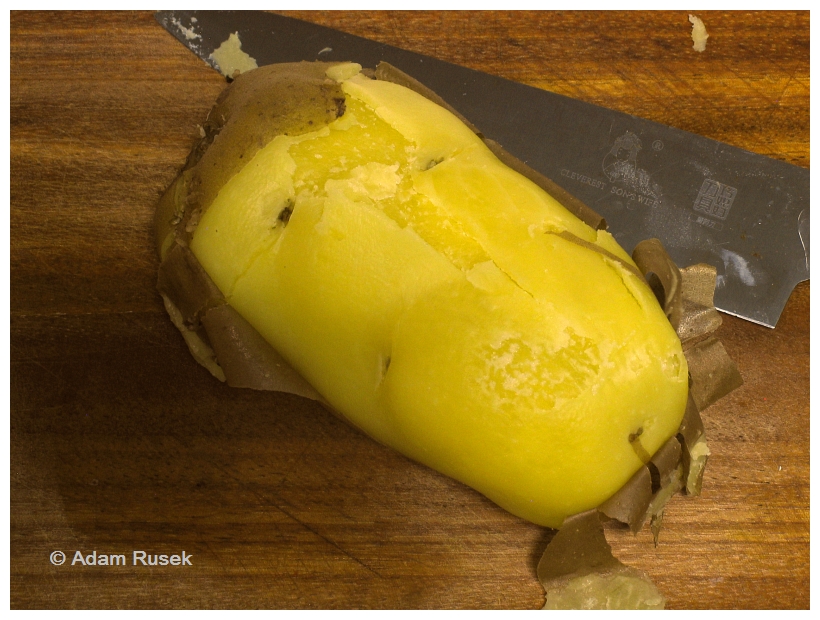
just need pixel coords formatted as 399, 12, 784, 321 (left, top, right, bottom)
538, 510, 666, 609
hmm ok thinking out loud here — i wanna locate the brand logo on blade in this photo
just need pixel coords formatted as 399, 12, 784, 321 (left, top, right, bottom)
692, 178, 738, 221
603, 131, 661, 207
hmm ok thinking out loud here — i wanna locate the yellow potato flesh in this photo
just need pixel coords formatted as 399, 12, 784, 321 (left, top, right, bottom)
190, 67, 688, 528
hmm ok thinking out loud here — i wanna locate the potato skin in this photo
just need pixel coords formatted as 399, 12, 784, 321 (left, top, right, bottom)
155, 62, 350, 394
155, 62, 347, 259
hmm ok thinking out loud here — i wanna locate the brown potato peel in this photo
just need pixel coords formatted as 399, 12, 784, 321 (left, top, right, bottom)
538, 510, 665, 609
155, 60, 743, 609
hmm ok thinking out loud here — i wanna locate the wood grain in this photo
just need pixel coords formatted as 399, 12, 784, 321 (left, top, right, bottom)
10, 11, 809, 609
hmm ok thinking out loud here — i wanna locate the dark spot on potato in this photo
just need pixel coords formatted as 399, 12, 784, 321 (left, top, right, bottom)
425, 157, 444, 171
277, 200, 295, 226
380, 354, 392, 383
334, 97, 346, 118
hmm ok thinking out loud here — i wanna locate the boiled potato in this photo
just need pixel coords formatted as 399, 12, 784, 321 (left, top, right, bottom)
157, 61, 688, 528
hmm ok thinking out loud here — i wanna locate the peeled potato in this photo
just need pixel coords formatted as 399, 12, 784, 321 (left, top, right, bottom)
156, 61, 688, 529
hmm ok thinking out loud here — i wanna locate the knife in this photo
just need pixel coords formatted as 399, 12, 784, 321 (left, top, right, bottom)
156, 10, 809, 328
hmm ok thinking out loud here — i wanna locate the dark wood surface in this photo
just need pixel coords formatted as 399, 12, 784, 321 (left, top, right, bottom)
10, 11, 809, 609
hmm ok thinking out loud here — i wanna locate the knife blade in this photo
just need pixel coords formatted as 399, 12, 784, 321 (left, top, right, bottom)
156, 10, 809, 328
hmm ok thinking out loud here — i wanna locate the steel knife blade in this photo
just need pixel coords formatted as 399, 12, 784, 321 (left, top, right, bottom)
156, 10, 809, 328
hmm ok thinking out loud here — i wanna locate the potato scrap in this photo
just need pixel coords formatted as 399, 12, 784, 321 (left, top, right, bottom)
689, 15, 709, 52
209, 32, 258, 78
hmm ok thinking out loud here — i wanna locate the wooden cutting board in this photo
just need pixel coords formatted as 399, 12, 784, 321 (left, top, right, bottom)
10, 10, 809, 609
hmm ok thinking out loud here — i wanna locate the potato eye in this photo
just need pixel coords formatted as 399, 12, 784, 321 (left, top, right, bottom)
277, 200, 295, 226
